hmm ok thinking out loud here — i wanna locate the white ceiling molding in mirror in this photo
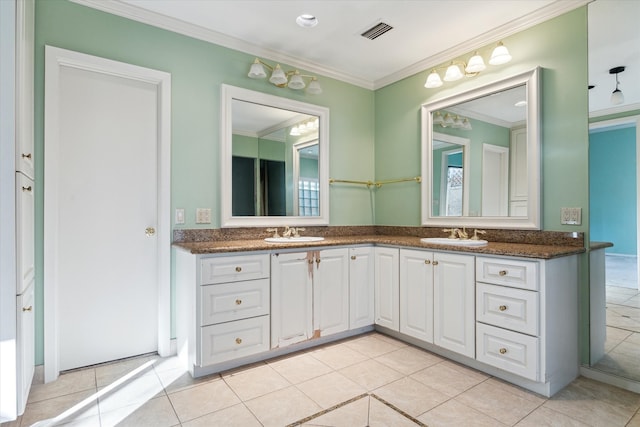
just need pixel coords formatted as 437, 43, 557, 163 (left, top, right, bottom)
421, 67, 541, 230
220, 84, 329, 227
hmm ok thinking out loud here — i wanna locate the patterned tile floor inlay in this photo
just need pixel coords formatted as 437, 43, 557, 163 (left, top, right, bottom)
287, 393, 426, 427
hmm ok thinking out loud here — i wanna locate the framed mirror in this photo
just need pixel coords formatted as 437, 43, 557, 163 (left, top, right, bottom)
421, 67, 541, 229
221, 84, 330, 227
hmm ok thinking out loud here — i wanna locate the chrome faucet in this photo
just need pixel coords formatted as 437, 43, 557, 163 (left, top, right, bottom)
471, 229, 487, 240
443, 228, 459, 239
282, 226, 305, 238
282, 226, 293, 237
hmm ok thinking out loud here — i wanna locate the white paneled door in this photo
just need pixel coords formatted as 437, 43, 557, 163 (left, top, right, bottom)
44, 47, 171, 379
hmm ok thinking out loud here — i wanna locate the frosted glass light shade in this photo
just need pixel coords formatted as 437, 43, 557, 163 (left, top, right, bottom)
462, 118, 472, 130
444, 63, 464, 81
424, 70, 443, 88
288, 71, 306, 89
248, 59, 267, 79
307, 79, 322, 94
489, 42, 512, 65
611, 89, 624, 105
452, 116, 464, 128
269, 65, 288, 85
290, 126, 301, 136
433, 111, 445, 126
443, 113, 455, 127
465, 53, 486, 73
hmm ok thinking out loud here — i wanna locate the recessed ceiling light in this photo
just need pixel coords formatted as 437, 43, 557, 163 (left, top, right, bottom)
296, 14, 318, 28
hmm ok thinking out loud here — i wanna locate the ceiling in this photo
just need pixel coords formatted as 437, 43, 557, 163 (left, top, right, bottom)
75, 0, 639, 116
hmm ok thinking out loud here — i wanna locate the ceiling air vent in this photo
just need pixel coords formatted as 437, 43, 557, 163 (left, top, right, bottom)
361, 22, 393, 40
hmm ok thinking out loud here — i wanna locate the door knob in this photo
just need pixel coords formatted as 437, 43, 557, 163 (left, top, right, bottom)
145, 227, 156, 237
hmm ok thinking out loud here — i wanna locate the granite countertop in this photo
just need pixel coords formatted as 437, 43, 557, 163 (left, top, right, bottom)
173, 234, 586, 259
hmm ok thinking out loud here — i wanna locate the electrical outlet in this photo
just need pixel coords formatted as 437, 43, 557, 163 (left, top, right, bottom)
561, 207, 581, 225
175, 208, 185, 224
196, 208, 211, 224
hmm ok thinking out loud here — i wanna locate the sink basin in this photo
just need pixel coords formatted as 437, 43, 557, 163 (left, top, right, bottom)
420, 237, 488, 247
264, 236, 325, 243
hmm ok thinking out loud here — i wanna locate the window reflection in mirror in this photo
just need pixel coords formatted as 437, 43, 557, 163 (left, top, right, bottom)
421, 68, 541, 229
221, 84, 329, 227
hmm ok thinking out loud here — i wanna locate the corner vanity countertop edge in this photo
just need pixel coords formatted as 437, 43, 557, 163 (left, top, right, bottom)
173, 235, 585, 260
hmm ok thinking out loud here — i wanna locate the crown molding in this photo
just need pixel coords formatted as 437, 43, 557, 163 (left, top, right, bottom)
589, 102, 640, 120
72, 0, 588, 92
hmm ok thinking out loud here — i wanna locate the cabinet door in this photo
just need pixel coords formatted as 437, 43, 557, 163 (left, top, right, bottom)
271, 252, 313, 348
17, 282, 34, 414
349, 246, 374, 329
314, 248, 350, 336
400, 249, 434, 343
374, 247, 399, 331
433, 253, 475, 358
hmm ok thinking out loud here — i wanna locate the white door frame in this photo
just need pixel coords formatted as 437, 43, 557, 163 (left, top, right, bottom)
482, 143, 509, 216
589, 114, 640, 291
44, 46, 171, 382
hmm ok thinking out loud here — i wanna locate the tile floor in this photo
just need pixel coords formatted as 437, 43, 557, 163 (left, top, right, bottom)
592, 255, 640, 382
5, 332, 640, 427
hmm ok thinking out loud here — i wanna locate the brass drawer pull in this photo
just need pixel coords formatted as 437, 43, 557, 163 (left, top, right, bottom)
498, 270, 508, 276
499, 348, 507, 354
424, 260, 431, 265
22, 185, 32, 192
235, 266, 242, 272
22, 153, 32, 159
235, 299, 242, 305
499, 305, 507, 311
22, 305, 33, 312
432, 260, 439, 266
235, 338, 242, 345
351, 255, 356, 260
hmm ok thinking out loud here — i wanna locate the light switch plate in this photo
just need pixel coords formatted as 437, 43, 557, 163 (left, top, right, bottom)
175, 208, 185, 224
196, 208, 211, 224
561, 207, 581, 225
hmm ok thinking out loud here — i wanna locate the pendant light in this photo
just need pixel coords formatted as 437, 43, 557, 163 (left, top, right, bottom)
609, 66, 625, 105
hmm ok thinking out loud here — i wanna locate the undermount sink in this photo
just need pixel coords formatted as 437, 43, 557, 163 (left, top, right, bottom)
420, 237, 488, 247
264, 236, 325, 243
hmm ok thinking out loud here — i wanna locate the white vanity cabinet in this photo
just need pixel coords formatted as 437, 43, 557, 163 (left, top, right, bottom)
432, 252, 475, 358
349, 246, 375, 329
374, 247, 400, 330
176, 251, 270, 376
475, 255, 579, 396
399, 249, 434, 343
271, 247, 349, 348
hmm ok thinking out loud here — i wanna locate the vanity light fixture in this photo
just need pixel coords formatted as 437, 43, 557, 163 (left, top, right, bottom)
424, 41, 512, 89
248, 58, 322, 95
609, 66, 625, 105
433, 111, 472, 130
289, 118, 319, 136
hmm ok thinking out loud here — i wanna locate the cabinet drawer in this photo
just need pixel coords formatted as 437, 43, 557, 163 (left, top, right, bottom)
200, 315, 269, 366
476, 257, 538, 291
476, 323, 538, 381
476, 283, 538, 336
201, 279, 269, 325
201, 254, 269, 285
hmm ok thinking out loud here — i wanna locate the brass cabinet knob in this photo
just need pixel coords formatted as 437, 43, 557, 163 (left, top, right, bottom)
235, 338, 242, 345
235, 266, 242, 272
499, 348, 507, 354
235, 299, 242, 305
145, 227, 156, 237
351, 255, 356, 260
22, 305, 32, 312
432, 260, 439, 266
498, 270, 508, 276
424, 259, 431, 265
499, 305, 507, 311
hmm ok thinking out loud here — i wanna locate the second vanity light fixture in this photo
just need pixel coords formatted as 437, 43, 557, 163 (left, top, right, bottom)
290, 118, 319, 136
433, 111, 472, 130
424, 41, 512, 89
248, 58, 323, 95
